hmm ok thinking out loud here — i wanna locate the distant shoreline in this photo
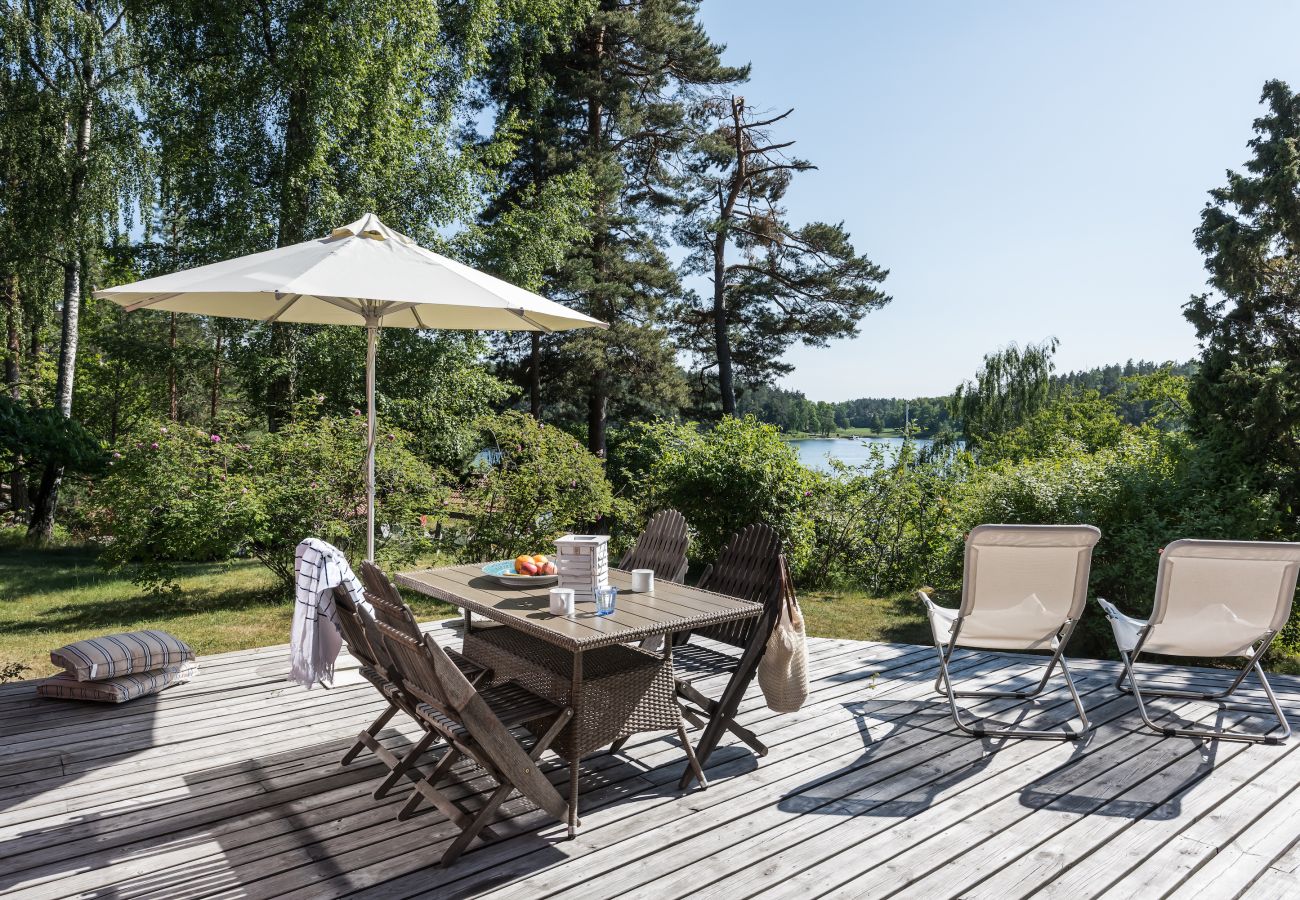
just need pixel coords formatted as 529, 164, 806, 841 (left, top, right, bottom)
782, 428, 906, 440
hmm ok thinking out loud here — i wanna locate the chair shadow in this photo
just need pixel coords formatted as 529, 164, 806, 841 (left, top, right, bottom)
775, 698, 1004, 818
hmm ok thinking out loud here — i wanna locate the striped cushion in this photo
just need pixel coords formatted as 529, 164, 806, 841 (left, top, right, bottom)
50, 630, 195, 682
37, 662, 198, 703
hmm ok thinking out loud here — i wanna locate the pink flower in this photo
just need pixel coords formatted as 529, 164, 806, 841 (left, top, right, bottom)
310, 482, 319, 489
150, 442, 159, 449
210, 434, 222, 443
351, 408, 361, 416
160, 426, 168, 434
386, 433, 395, 441
112, 451, 121, 459
240, 487, 248, 494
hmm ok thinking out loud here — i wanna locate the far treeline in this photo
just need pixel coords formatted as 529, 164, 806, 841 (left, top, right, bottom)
737, 359, 1199, 438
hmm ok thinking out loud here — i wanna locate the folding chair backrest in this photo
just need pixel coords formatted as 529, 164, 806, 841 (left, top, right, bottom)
374, 619, 460, 713
619, 509, 690, 583
961, 524, 1100, 626
375, 621, 569, 822
694, 524, 784, 649
331, 586, 379, 669
1147, 539, 1300, 656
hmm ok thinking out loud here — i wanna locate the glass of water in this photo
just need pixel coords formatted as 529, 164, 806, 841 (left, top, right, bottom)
594, 586, 618, 616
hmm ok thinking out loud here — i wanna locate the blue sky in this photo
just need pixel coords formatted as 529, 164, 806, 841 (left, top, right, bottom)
696, 0, 1300, 400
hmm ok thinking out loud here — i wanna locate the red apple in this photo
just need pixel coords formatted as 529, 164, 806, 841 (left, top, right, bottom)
543, 561, 557, 575
519, 560, 539, 575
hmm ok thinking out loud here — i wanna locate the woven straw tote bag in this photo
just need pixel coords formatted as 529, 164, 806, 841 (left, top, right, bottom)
758, 561, 809, 712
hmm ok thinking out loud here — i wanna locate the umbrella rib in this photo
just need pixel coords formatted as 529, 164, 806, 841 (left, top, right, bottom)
411, 306, 429, 329
315, 296, 367, 319
264, 294, 302, 323
124, 293, 182, 313
509, 308, 556, 334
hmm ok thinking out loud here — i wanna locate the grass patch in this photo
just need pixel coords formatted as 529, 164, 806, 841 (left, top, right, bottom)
0, 534, 456, 679
799, 588, 930, 645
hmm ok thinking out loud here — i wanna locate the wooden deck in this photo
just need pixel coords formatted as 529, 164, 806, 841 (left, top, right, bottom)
2, 625, 1299, 898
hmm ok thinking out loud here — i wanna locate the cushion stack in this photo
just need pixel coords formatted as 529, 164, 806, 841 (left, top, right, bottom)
39, 630, 198, 703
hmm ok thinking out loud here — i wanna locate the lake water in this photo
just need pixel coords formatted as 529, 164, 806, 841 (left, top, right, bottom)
788, 436, 933, 472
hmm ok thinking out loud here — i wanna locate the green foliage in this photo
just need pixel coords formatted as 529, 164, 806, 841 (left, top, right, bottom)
460, 412, 615, 562
953, 338, 1059, 449
675, 98, 890, 413
480, 0, 746, 451
90, 409, 445, 594
623, 416, 815, 568
965, 427, 1277, 655
803, 443, 969, 594
979, 389, 1127, 464
0, 395, 105, 475
1185, 79, 1300, 521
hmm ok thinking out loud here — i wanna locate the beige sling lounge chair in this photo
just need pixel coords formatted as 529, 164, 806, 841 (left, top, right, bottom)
1098, 539, 1300, 744
921, 524, 1101, 740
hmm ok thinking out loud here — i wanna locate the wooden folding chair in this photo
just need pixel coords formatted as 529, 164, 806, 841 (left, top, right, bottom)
336, 564, 486, 802
619, 509, 691, 583
376, 620, 574, 865
672, 523, 785, 789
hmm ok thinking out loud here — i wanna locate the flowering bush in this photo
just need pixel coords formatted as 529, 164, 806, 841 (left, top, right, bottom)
459, 413, 615, 562
90, 409, 445, 595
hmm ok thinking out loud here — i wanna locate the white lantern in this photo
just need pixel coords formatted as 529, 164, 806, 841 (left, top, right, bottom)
553, 534, 610, 597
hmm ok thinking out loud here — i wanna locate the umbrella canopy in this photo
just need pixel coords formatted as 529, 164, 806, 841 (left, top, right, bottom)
95, 212, 606, 559
96, 212, 605, 332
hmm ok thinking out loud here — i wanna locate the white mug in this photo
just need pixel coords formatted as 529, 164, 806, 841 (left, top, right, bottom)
549, 587, 575, 616
631, 569, 655, 593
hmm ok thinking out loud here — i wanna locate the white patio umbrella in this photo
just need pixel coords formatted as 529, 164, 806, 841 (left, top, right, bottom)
95, 213, 606, 560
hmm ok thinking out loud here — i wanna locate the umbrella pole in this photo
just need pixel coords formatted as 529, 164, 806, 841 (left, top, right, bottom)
366, 319, 377, 562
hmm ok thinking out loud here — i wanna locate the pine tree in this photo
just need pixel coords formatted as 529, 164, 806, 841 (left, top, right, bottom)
676, 96, 890, 415
1185, 79, 1300, 518
481, 0, 747, 454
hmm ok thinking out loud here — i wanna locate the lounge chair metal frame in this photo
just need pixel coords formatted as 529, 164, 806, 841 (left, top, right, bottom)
1095, 538, 1300, 745
922, 524, 1102, 742
926, 603, 1091, 741
1112, 626, 1289, 744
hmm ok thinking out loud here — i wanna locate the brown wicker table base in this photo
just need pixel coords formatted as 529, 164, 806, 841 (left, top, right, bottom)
463, 625, 680, 761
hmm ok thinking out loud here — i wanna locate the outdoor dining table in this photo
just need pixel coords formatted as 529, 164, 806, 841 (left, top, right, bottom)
394, 564, 763, 835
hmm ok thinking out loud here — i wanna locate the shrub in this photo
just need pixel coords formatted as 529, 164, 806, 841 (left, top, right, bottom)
964, 428, 1278, 655
459, 412, 615, 562
627, 416, 815, 569
91, 408, 446, 594
805, 442, 970, 593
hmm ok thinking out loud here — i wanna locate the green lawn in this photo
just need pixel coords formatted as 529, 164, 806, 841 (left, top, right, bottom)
0, 537, 922, 681
0, 536, 456, 680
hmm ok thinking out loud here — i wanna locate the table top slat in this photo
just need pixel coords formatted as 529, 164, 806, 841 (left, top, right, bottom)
396, 565, 762, 652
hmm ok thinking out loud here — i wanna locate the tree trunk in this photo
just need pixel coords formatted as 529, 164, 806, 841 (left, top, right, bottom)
529, 332, 541, 419
584, 22, 608, 457
28, 59, 93, 544
4, 273, 25, 515
210, 325, 223, 425
713, 231, 736, 415
167, 312, 178, 420
588, 372, 607, 458
267, 84, 313, 432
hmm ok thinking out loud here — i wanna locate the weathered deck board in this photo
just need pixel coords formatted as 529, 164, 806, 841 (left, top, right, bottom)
0, 625, 1298, 899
